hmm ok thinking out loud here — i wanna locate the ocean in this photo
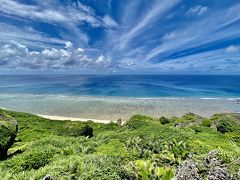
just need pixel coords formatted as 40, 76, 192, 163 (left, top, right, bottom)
0, 74, 240, 97
0, 75, 239, 120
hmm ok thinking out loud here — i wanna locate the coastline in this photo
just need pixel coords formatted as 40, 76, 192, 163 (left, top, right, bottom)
0, 106, 116, 124
0, 94, 239, 121
37, 114, 115, 124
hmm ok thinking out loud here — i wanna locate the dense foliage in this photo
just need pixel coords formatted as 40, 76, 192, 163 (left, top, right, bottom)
0, 110, 18, 160
0, 109, 239, 179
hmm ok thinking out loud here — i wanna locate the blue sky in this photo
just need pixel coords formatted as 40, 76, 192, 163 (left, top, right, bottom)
0, 0, 240, 74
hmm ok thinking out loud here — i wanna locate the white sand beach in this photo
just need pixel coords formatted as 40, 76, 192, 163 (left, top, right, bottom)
1, 106, 116, 124
37, 114, 115, 124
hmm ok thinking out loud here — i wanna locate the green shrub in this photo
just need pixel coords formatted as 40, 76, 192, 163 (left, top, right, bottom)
0, 112, 18, 160
0, 109, 239, 179
124, 114, 155, 130
169, 116, 178, 123
3, 149, 57, 173
125, 136, 189, 164
181, 113, 201, 122
190, 125, 202, 133
159, 116, 170, 125
57, 124, 93, 137
124, 160, 174, 180
216, 119, 235, 133
46, 155, 127, 180
202, 119, 211, 127
20, 150, 54, 170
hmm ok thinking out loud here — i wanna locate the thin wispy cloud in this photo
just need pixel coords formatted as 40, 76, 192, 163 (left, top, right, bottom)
116, 0, 181, 50
187, 5, 208, 16
0, 22, 66, 49
143, 4, 240, 62
0, 0, 117, 27
0, 0, 239, 74
225, 45, 239, 53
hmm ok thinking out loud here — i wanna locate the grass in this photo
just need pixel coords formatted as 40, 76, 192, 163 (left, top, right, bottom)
0, 109, 239, 179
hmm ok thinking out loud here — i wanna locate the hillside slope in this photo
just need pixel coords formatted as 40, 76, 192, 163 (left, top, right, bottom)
0, 109, 239, 179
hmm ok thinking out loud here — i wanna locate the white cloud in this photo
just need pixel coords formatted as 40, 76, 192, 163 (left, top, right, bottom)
0, 41, 112, 71
103, 15, 118, 28
116, 0, 181, 49
96, 55, 111, 67
188, 5, 208, 16
225, 45, 239, 53
65, 41, 73, 49
126, 61, 136, 66
150, 48, 240, 73
0, 0, 118, 47
144, 4, 240, 62
0, 22, 66, 49
162, 32, 176, 41
0, 0, 117, 28
0, 0, 66, 23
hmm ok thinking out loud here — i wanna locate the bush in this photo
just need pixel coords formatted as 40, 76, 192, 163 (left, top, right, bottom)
202, 119, 211, 127
124, 115, 154, 130
124, 160, 174, 180
181, 113, 201, 122
3, 149, 57, 173
0, 112, 18, 160
0, 109, 239, 179
57, 124, 93, 137
190, 125, 202, 133
159, 116, 170, 125
20, 150, 54, 170
216, 119, 235, 133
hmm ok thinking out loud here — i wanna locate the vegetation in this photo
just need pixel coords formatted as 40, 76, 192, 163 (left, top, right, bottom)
0, 110, 18, 160
159, 116, 170, 125
0, 109, 239, 179
201, 119, 211, 127
216, 119, 237, 133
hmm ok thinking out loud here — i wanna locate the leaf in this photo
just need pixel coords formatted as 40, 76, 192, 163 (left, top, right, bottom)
162, 168, 174, 180
181, 150, 189, 158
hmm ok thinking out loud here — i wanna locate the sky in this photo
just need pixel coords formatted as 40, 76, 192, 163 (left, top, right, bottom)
0, 0, 240, 74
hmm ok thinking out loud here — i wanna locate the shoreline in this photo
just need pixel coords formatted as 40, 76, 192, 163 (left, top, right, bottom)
1, 106, 117, 124
37, 114, 115, 124
1, 95, 239, 122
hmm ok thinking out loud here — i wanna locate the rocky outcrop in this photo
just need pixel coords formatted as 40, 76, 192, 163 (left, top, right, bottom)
203, 150, 222, 168
207, 166, 233, 180
175, 160, 202, 180
175, 150, 235, 180
204, 150, 233, 180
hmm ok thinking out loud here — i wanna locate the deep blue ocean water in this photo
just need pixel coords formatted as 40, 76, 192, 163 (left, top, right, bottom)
0, 75, 240, 98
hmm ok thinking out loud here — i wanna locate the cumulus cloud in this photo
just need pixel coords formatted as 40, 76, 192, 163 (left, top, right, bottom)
0, 41, 112, 71
187, 5, 208, 16
65, 41, 74, 49
225, 45, 239, 53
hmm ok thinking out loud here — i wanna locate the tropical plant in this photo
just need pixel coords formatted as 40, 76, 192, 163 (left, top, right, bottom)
124, 160, 174, 180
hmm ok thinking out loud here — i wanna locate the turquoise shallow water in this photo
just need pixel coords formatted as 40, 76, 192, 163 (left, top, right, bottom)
0, 75, 239, 120
0, 94, 239, 121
